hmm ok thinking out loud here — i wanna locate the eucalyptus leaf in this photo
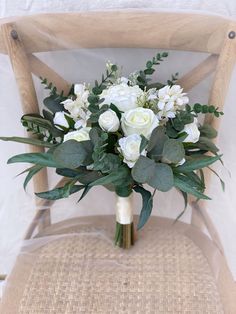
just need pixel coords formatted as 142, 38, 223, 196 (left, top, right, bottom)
78, 185, 92, 202
199, 124, 217, 139
174, 174, 211, 200
196, 137, 219, 154
89, 166, 129, 187
8, 152, 61, 168
147, 163, 174, 192
147, 126, 168, 153
53, 140, 93, 169
134, 185, 153, 230
43, 94, 65, 114
0, 136, 55, 148
131, 156, 155, 184
176, 155, 222, 172
24, 164, 44, 190
140, 135, 148, 153
162, 139, 185, 163
36, 183, 84, 200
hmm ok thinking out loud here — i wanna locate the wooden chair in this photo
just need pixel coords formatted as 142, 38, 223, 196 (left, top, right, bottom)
0, 10, 236, 313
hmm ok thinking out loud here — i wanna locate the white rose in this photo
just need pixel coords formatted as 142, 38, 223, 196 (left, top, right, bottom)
183, 118, 200, 143
121, 107, 159, 139
63, 127, 91, 142
53, 111, 70, 130
100, 83, 143, 112
118, 134, 146, 168
98, 109, 120, 132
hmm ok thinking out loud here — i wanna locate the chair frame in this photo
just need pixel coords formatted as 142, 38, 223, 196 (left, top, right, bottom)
0, 10, 236, 311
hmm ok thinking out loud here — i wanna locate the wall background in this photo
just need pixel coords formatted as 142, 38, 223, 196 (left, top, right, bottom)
0, 0, 236, 283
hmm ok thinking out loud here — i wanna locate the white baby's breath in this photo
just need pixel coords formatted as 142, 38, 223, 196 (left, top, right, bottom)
157, 85, 189, 119
61, 84, 90, 125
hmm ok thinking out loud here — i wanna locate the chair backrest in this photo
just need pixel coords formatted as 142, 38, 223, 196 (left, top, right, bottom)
1, 10, 236, 238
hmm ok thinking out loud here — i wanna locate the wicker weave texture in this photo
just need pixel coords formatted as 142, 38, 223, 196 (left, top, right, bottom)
14, 221, 224, 314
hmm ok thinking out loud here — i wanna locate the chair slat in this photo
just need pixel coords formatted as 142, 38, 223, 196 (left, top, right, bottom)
29, 54, 71, 95
1, 22, 51, 230
177, 54, 218, 91
0, 12, 231, 54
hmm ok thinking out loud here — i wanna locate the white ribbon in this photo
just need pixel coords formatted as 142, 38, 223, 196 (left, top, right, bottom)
116, 195, 133, 224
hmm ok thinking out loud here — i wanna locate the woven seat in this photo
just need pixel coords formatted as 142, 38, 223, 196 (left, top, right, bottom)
0, 216, 225, 313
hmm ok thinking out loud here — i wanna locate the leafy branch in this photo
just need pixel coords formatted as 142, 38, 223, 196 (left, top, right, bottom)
187, 103, 224, 117
137, 52, 169, 88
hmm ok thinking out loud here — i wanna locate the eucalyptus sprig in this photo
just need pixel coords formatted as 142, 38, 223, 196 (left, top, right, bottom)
186, 103, 224, 117
137, 52, 169, 88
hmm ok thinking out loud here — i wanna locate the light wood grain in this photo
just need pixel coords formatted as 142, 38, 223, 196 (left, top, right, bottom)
0, 11, 232, 54
1, 23, 51, 230
28, 54, 71, 95
177, 54, 218, 91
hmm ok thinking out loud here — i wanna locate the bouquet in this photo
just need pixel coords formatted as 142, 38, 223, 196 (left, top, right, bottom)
1, 52, 224, 248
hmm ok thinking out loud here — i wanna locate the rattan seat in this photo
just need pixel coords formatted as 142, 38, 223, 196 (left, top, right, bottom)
0, 216, 226, 313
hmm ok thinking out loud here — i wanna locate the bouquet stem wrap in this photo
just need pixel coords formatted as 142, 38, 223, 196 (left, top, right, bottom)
115, 194, 134, 249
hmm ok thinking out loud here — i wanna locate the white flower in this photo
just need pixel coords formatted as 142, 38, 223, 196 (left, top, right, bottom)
63, 127, 91, 142
176, 158, 186, 166
61, 84, 89, 121
118, 134, 146, 168
53, 111, 70, 130
100, 83, 143, 112
183, 118, 200, 143
98, 109, 120, 132
121, 107, 159, 139
157, 85, 189, 119
118, 77, 129, 84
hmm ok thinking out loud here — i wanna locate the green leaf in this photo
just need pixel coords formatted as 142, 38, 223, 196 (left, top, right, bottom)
207, 167, 225, 191
147, 126, 168, 153
53, 140, 93, 169
162, 139, 185, 163
115, 185, 133, 197
199, 124, 217, 139
140, 135, 148, 153
147, 163, 174, 192
24, 165, 44, 190
43, 94, 65, 113
174, 174, 211, 200
21, 114, 64, 139
36, 183, 84, 200
7, 152, 61, 168
131, 156, 155, 183
110, 104, 122, 120
197, 137, 219, 154
89, 166, 130, 187
176, 155, 222, 172
134, 185, 153, 230
78, 185, 92, 202
0, 136, 55, 148
56, 168, 81, 178
174, 191, 188, 222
